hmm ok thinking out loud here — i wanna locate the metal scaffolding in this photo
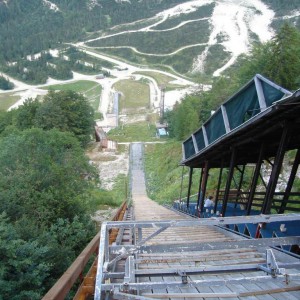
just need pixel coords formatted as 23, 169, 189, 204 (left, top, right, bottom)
94, 214, 300, 299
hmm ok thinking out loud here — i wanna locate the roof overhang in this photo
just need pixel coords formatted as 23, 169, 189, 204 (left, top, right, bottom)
181, 81, 300, 168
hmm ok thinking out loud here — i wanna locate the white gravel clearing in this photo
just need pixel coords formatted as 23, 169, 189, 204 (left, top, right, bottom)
191, 0, 274, 75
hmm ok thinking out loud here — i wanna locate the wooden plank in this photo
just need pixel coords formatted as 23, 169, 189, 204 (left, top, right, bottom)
240, 285, 300, 297
210, 280, 242, 300
137, 270, 153, 297
141, 285, 300, 298
233, 271, 274, 300
148, 261, 168, 297
168, 261, 201, 300
126, 144, 300, 300
242, 282, 276, 300
136, 255, 253, 262
221, 273, 259, 300
198, 255, 237, 300
142, 292, 237, 298
163, 275, 185, 300
137, 248, 257, 257
188, 273, 218, 300
254, 281, 300, 300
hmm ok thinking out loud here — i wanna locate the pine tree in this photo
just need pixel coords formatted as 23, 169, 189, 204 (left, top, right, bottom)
267, 23, 300, 90
0, 75, 14, 90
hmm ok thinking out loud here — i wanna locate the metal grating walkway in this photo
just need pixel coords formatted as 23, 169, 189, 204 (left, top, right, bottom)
94, 143, 300, 300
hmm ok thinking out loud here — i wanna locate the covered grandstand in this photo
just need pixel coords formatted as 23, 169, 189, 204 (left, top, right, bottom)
181, 74, 300, 218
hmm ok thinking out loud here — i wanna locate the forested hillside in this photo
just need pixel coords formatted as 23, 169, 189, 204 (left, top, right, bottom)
0, 0, 299, 83
0, 90, 115, 298
144, 24, 300, 203
166, 24, 300, 141
0, 0, 190, 62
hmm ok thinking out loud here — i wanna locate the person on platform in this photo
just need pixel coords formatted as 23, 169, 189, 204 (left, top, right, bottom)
204, 195, 214, 208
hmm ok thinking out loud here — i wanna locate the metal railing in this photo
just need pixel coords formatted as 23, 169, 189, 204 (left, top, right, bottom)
173, 190, 300, 216
42, 201, 128, 300
94, 213, 300, 300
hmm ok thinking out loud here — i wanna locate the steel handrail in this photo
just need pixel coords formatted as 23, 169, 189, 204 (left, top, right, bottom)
42, 201, 127, 300
42, 234, 100, 300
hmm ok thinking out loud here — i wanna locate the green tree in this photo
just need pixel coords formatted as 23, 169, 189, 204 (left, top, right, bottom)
35, 90, 95, 147
33, 216, 95, 288
167, 94, 201, 140
0, 213, 50, 300
167, 24, 300, 141
237, 23, 300, 90
0, 128, 97, 225
0, 111, 15, 134
15, 98, 41, 130
0, 75, 14, 90
267, 23, 300, 89
0, 127, 98, 295
234, 42, 273, 86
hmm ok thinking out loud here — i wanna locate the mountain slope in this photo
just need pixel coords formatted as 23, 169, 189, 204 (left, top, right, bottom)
0, 0, 299, 79
0, 0, 190, 62
83, 0, 299, 77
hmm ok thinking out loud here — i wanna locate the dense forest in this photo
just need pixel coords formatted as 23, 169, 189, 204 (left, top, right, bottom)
0, 0, 189, 83
0, 90, 102, 298
0, 0, 193, 63
87, 20, 211, 53
1, 47, 111, 85
0, 0, 299, 83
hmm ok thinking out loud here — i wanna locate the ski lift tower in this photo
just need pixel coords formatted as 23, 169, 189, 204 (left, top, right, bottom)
159, 85, 165, 124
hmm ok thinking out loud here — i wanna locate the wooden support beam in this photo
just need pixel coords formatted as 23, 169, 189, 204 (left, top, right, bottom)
214, 161, 224, 213
186, 167, 193, 208
259, 172, 268, 189
221, 148, 237, 217
234, 165, 245, 208
279, 148, 300, 213
200, 161, 210, 213
179, 166, 185, 202
247, 143, 265, 215
196, 167, 204, 209
262, 123, 291, 214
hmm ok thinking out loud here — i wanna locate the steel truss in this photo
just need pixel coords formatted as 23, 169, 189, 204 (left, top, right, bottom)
94, 214, 300, 300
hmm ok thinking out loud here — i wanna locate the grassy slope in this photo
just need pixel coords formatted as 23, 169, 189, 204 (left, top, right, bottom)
144, 141, 202, 204
92, 45, 207, 78
0, 92, 20, 111
88, 20, 210, 53
114, 79, 150, 112
108, 78, 157, 142
108, 122, 157, 142
43, 80, 102, 111
134, 71, 186, 90
84, 5, 216, 78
